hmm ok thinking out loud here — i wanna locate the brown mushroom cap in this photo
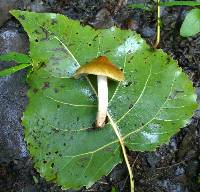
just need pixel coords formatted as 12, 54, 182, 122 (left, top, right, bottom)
74, 56, 124, 81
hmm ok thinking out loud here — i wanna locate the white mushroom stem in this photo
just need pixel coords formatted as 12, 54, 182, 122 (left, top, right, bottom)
96, 75, 108, 128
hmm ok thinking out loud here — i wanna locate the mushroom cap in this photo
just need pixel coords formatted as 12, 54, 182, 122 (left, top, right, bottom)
74, 56, 124, 81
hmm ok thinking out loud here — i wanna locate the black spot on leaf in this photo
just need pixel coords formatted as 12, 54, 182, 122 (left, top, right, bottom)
42, 82, 50, 89
57, 104, 60, 109
51, 163, 55, 168
46, 152, 51, 156
52, 128, 59, 133
54, 88, 59, 93
125, 81, 132, 87
51, 19, 57, 25
92, 34, 99, 41
33, 88, 39, 93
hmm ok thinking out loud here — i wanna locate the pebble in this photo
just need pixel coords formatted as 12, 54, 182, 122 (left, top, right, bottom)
141, 26, 155, 38
89, 8, 114, 29
0, 0, 24, 27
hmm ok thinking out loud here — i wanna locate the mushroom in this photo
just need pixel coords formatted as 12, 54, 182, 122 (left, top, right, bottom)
74, 56, 124, 128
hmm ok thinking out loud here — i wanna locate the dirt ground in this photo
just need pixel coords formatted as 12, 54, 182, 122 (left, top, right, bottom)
0, 0, 199, 192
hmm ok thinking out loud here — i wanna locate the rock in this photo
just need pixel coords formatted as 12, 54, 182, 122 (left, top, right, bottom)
156, 179, 186, 192
21, 185, 37, 192
141, 26, 155, 38
145, 153, 159, 168
196, 86, 200, 103
27, 0, 51, 12
187, 160, 199, 178
0, 0, 24, 27
124, 18, 139, 31
175, 166, 185, 176
89, 8, 114, 29
0, 21, 29, 162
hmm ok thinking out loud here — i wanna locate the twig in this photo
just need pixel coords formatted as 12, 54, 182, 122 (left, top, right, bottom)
156, 159, 189, 170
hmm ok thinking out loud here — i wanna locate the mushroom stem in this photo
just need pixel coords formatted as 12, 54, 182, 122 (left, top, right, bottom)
96, 75, 108, 127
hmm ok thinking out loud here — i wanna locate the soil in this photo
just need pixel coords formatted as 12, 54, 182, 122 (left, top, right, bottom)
0, 0, 200, 192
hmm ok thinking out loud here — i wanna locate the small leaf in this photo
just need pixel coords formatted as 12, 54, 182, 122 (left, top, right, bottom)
11, 10, 197, 189
111, 186, 117, 192
0, 52, 31, 63
180, 8, 200, 37
0, 63, 31, 77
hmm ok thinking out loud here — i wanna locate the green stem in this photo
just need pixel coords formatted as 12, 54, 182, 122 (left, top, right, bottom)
128, 3, 151, 11
129, 1, 200, 10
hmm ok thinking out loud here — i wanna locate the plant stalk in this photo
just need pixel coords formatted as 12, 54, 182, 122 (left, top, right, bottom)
107, 113, 134, 192
153, 0, 161, 48
96, 75, 108, 127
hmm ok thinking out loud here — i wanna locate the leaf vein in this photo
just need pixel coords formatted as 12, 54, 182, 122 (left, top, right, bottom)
46, 95, 97, 107
116, 65, 152, 123
123, 72, 177, 140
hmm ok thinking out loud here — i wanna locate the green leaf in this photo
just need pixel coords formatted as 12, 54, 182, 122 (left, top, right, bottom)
0, 63, 31, 77
128, 1, 200, 10
180, 8, 200, 37
111, 186, 117, 192
160, 1, 200, 7
11, 10, 197, 189
0, 52, 31, 63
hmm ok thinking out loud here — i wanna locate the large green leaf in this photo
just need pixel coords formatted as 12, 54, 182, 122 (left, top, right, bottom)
11, 10, 197, 189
